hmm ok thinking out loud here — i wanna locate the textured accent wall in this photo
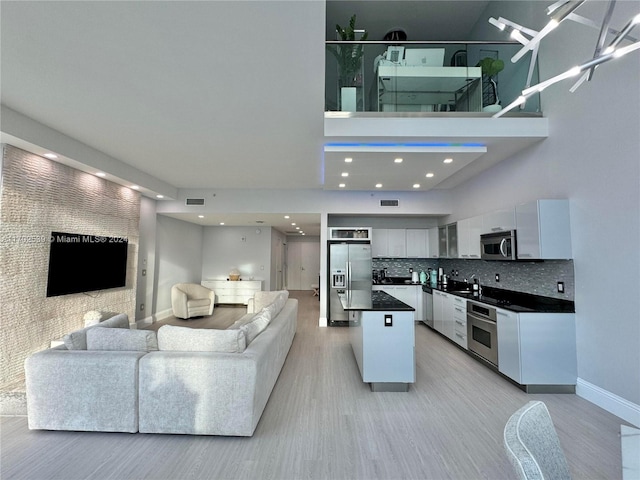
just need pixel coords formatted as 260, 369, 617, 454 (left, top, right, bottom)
0, 145, 140, 388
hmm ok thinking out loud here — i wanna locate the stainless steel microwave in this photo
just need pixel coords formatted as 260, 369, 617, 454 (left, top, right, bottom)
480, 230, 517, 260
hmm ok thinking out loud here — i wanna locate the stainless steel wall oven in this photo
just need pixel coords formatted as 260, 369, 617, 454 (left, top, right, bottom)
467, 300, 498, 366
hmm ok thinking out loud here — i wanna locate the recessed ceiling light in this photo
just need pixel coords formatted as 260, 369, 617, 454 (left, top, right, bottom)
284, 215, 290, 219
43, 153, 58, 159
96, 172, 106, 177
339, 183, 346, 188
426, 173, 434, 178
444, 158, 453, 164
131, 185, 140, 190
291, 223, 296, 226
375, 183, 382, 188
156, 194, 164, 199
295, 226, 300, 230
344, 157, 353, 163
394, 158, 403, 163
341, 172, 349, 177
413, 184, 420, 188
198, 215, 204, 219
219, 222, 225, 225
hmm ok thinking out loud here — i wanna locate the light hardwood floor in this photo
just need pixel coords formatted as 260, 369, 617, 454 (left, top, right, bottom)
1, 291, 627, 479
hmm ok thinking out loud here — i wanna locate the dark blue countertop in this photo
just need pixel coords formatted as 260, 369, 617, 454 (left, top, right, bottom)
340, 290, 415, 312
420, 280, 575, 314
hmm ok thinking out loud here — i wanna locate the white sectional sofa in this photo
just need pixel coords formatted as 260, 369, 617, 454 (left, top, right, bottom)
24, 291, 297, 437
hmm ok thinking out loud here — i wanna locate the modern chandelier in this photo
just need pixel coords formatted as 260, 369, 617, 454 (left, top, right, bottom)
488, 0, 640, 118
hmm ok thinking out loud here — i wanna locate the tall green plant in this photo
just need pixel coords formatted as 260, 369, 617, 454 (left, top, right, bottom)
477, 57, 505, 106
326, 14, 369, 87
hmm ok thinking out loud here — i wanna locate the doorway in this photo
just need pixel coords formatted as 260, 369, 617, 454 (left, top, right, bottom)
286, 239, 321, 290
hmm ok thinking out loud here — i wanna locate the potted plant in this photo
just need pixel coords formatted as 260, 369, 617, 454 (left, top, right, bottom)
326, 14, 368, 110
477, 57, 505, 112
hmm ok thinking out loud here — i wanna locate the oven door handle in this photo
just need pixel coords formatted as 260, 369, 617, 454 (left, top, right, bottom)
467, 312, 497, 325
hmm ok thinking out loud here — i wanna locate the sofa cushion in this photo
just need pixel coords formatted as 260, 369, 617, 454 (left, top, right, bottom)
253, 290, 289, 314
240, 308, 271, 345
86, 328, 158, 352
157, 325, 246, 353
63, 313, 130, 350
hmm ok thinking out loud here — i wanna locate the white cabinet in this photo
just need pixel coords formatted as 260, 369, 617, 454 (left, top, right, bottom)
515, 199, 572, 259
202, 279, 262, 305
372, 229, 389, 257
441, 292, 455, 340
433, 290, 446, 334
405, 229, 429, 258
372, 229, 406, 258
428, 227, 440, 258
482, 208, 516, 234
457, 216, 483, 259
388, 229, 406, 257
497, 308, 577, 386
451, 295, 467, 348
496, 308, 520, 382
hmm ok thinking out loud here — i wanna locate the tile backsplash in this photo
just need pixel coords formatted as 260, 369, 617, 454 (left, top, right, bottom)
372, 257, 574, 300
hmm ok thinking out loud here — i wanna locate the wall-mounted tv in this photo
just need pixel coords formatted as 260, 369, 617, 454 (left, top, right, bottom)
46, 232, 128, 297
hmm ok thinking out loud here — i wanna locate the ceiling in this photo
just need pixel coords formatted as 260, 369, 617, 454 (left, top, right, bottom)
0, 1, 537, 237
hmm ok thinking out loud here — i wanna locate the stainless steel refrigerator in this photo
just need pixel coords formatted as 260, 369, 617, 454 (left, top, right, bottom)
328, 242, 372, 324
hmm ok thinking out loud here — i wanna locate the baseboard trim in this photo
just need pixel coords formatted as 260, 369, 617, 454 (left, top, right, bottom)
135, 308, 173, 329
576, 378, 640, 427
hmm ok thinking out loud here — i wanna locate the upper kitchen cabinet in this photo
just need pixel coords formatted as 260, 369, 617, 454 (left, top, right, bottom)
405, 229, 429, 258
438, 224, 458, 258
428, 227, 440, 258
516, 199, 572, 259
482, 208, 516, 234
372, 229, 406, 258
458, 216, 483, 259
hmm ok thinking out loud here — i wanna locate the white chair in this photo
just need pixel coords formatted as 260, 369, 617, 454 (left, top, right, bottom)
503, 400, 571, 480
171, 283, 215, 319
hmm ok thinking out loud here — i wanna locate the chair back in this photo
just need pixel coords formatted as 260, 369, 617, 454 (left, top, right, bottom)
503, 401, 571, 480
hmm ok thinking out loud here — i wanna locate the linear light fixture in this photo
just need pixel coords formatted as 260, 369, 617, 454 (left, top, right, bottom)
491, 1, 640, 118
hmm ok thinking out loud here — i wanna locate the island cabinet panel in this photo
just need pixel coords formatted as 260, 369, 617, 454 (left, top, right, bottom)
497, 308, 577, 386
350, 310, 415, 384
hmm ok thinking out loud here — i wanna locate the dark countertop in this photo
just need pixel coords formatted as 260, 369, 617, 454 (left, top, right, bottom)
420, 280, 575, 314
340, 290, 415, 312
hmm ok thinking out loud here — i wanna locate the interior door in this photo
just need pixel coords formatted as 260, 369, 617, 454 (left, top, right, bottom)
286, 240, 321, 290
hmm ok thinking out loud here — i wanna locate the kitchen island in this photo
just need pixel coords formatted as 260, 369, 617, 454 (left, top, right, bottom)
341, 290, 416, 392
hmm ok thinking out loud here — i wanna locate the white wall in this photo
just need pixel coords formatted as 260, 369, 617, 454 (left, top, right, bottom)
459, 1, 640, 418
201, 226, 273, 290
136, 196, 157, 321
154, 215, 204, 313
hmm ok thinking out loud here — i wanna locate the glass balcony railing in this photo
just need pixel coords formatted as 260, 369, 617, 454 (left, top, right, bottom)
325, 41, 541, 115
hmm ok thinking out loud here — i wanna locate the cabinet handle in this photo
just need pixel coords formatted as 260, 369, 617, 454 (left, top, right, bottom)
455, 320, 465, 326
455, 307, 464, 313
519, 253, 532, 257
455, 332, 464, 339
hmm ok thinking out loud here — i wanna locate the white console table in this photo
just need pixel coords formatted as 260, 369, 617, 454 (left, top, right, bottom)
201, 279, 262, 305
377, 65, 482, 112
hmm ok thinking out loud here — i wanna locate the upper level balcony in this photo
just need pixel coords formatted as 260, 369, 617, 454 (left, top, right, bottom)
325, 41, 541, 116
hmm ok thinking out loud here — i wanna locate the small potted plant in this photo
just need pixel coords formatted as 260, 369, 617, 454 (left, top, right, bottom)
477, 57, 505, 112
326, 14, 368, 110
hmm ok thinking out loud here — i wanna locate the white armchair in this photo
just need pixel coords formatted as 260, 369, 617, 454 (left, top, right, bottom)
171, 283, 215, 319
503, 401, 571, 480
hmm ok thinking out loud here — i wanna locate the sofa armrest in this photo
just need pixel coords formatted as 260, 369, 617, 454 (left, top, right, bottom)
25, 349, 147, 432
171, 286, 189, 318
246, 297, 255, 313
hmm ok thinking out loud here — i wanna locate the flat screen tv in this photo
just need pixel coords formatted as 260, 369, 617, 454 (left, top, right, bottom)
46, 232, 128, 297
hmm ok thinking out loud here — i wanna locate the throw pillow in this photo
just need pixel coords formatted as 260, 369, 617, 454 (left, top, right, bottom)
227, 312, 257, 330
240, 308, 271, 345
157, 325, 247, 353
83, 310, 103, 327
253, 290, 288, 313
63, 313, 131, 350
86, 328, 158, 352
